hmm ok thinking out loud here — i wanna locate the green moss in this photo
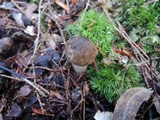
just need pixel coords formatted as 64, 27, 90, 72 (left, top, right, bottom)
119, 0, 160, 54
68, 7, 145, 104
87, 63, 143, 103
68, 9, 114, 53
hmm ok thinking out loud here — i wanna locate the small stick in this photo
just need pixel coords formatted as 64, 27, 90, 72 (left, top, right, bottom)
0, 73, 46, 96
71, 99, 84, 119
11, 0, 24, 13
119, 65, 129, 95
36, 93, 44, 114
78, 0, 90, 36
23, 0, 43, 72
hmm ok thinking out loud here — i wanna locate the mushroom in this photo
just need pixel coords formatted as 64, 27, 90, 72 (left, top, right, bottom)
65, 37, 98, 74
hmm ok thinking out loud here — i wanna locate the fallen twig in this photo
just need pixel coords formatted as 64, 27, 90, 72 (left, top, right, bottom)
23, 0, 43, 72
36, 93, 45, 114
0, 74, 47, 96
11, 0, 24, 13
78, 0, 90, 36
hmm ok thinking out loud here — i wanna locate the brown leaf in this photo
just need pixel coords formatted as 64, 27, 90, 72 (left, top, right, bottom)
14, 85, 32, 97
55, 0, 70, 13
114, 48, 132, 57
113, 87, 153, 120
122, 50, 132, 57
71, 0, 79, 6
19, 53, 39, 66
114, 48, 126, 55
32, 108, 54, 116
50, 90, 67, 101
84, 81, 90, 94
14, 85, 32, 102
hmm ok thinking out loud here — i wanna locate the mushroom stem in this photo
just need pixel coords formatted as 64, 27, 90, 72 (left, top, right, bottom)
72, 63, 87, 74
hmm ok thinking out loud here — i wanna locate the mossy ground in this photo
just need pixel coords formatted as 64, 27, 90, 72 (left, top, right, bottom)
68, 0, 159, 103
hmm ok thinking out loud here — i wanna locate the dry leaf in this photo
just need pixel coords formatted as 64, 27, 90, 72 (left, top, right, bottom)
94, 110, 113, 120
13, 85, 32, 102
24, 25, 35, 36
84, 81, 90, 94
153, 96, 160, 114
19, 53, 39, 66
44, 33, 56, 50
114, 48, 126, 55
14, 85, 32, 97
71, 0, 79, 6
113, 87, 153, 120
120, 56, 128, 64
102, 58, 114, 65
114, 48, 132, 57
32, 108, 54, 116
24, 3, 37, 20
55, 0, 70, 13
122, 50, 132, 57
6, 102, 22, 118
10, 11, 32, 27
0, 37, 14, 54
50, 90, 67, 101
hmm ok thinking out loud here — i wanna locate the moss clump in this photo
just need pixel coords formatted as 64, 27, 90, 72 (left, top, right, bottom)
69, 8, 143, 104
87, 63, 143, 103
118, 0, 160, 54
68, 9, 114, 53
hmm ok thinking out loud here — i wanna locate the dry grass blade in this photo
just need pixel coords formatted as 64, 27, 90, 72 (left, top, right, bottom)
78, 0, 90, 36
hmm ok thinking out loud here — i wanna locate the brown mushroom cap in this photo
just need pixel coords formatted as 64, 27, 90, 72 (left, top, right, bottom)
65, 37, 98, 66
